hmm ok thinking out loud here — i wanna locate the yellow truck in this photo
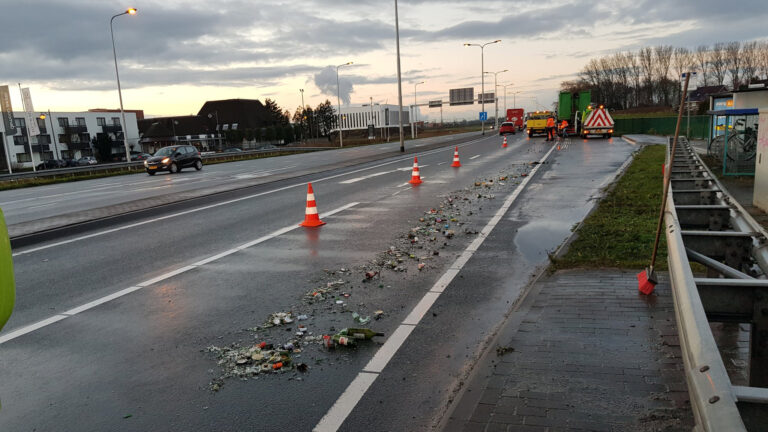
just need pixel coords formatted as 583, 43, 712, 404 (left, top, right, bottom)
525, 111, 552, 138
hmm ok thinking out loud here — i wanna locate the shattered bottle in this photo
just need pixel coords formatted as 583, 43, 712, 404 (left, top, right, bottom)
332, 334, 356, 346
338, 328, 384, 340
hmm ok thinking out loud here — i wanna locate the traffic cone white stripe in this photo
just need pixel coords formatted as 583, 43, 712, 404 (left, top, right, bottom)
307, 193, 315, 201
306, 207, 318, 215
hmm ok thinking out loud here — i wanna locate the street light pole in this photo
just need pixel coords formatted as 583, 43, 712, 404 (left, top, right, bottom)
464, 40, 501, 135
485, 70, 507, 129
336, 61, 353, 148
413, 81, 424, 138
40, 111, 59, 159
110, 7, 137, 163
394, 0, 405, 152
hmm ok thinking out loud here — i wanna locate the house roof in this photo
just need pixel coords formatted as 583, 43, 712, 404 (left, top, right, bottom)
197, 99, 273, 129
138, 115, 211, 137
688, 85, 729, 102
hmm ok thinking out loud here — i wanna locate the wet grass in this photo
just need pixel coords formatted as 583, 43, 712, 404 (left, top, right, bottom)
552, 145, 667, 270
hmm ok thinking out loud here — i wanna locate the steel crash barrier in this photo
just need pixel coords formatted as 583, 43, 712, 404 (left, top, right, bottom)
0, 147, 330, 182
665, 136, 768, 431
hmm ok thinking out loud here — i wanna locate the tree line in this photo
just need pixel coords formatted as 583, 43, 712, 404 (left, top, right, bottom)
561, 41, 768, 110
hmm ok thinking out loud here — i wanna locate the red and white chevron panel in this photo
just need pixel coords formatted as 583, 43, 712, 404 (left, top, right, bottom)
583, 109, 614, 128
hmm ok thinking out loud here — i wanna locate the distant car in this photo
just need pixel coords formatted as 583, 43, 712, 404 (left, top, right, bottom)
35, 159, 66, 170
499, 122, 517, 135
222, 147, 243, 153
77, 156, 98, 166
131, 153, 152, 161
144, 145, 202, 175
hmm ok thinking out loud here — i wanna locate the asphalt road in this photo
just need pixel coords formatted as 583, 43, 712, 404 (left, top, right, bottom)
0, 133, 637, 431
0, 132, 477, 227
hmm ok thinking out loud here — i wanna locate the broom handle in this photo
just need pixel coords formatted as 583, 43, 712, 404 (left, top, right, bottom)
649, 72, 691, 270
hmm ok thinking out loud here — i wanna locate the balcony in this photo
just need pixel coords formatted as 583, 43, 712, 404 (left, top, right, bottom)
102, 124, 122, 133
66, 142, 91, 151
65, 125, 87, 134
32, 144, 50, 153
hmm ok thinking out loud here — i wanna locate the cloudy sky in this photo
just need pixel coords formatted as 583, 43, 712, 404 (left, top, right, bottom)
1, 0, 766, 121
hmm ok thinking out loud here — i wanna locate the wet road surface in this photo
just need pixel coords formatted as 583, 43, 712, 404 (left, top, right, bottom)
0, 135, 637, 431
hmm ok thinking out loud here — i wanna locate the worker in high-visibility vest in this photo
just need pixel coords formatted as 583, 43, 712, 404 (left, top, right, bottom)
546, 116, 556, 141
559, 120, 569, 138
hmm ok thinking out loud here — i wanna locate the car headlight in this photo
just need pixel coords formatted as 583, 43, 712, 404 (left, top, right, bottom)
161, 157, 170, 164
144, 160, 148, 167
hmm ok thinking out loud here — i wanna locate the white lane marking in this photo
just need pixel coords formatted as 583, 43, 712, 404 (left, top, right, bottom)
362, 324, 416, 373
339, 171, 391, 184
26, 203, 57, 210
0, 314, 69, 344
470, 154, 480, 160
0, 202, 359, 345
313, 143, 557, 431
437, 162, 446, 166
12, 138, 485, 255
314, 372, 379, 432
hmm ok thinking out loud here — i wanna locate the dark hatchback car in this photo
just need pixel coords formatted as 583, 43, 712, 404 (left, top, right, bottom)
144, 145, 203, 175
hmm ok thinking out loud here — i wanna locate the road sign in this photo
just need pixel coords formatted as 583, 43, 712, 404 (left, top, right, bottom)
478, 92, 495, 104
479, 112, 488, 121
449, 88, 474, 106
428, 100, 442, 108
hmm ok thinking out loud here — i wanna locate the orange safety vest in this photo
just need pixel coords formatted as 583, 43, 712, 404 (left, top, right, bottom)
546, 118, 555, 128
559, 120, 568, 130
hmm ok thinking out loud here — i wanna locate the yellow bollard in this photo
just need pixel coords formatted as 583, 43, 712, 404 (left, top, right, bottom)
0, 209, 14, 332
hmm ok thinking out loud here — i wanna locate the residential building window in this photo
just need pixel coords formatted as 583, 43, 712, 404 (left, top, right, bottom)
111, 117, 120, 126
41, 152, 53, 160
232, 123, 238, 130
222, 124, 230, 130
79, 133, 90, 143
13, 117, 25, 128
75, 117, 86, 126
37, 117, 47, 131
61, 150, 72, 159
38, 135, 52, 145
97, 117, 106, 126
13, 136, 28, 146
16, 153, 31, 162
58, 117, 69, 127
58, 134, 69, 144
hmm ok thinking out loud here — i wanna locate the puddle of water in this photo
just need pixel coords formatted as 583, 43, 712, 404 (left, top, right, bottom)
514, 219, 573, 263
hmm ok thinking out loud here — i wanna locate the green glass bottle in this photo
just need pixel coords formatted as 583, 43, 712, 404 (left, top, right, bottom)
338, 328, 385, 340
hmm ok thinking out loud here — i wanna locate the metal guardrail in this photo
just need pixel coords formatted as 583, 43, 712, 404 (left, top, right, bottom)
0, 146, 330, 182
665, 136, 768, 431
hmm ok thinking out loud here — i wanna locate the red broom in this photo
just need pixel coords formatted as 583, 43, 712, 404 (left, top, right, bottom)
638, 72, 692, 295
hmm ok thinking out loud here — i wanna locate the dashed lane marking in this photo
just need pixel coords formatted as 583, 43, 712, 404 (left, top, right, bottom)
313, 143, 557, 432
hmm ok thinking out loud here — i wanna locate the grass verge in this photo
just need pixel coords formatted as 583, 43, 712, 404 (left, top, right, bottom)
552, 145, 666, 270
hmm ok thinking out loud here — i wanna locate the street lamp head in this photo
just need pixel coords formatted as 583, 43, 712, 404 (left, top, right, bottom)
493, 39, 501, 43
463, 43, 472, 46
127, 7, 137, 15
501, 69, 508, 73
39, 114, 46, 120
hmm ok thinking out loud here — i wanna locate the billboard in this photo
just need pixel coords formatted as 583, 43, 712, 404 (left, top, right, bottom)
449, 88, 474, 106
478, 92, 495, 104
0, 86, 16, 136
428, 100, 442, 108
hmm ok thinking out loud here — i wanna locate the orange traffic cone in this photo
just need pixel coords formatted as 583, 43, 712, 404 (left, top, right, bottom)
299, 183, 326, 227
408, 157, 423, 185
502, 136, 508, 148
450, 147, 461, 167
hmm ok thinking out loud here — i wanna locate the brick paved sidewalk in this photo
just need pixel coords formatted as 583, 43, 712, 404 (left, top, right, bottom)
443, 269, 694, 432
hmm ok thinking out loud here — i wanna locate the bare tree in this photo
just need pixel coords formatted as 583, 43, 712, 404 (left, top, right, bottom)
638, 47, 655, 104
694, 45, 710, 86
759, 41, 768, 80
626, 51, 641, 107
672, 47, 693, 104
654, 45, 674, 105
724, 41, 743, 89
710, 43, 728, 86
740, 41, 758, 85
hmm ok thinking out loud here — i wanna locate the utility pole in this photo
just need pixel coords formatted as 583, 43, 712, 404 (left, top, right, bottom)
395, 0, 405, 152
